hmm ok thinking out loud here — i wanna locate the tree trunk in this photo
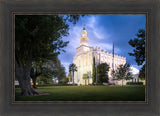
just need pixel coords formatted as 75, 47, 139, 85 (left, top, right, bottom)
32, 77, 37, 89
69, 77, 70, 84
122, 79, 123, 86
16, 61, 39, 96
72, 72, 74, 85
88, 78, 89, 85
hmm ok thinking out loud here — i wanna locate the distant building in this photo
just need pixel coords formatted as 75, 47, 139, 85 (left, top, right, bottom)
73, 26, 126, 85
14, 80, 19, 85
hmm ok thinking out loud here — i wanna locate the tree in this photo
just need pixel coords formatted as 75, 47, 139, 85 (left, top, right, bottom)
15, 15, 82, 96
30, 61, 43, 88
111, 69, 116, 80
82, 73, 89, 85
37, 75, 53, 85
67, 72, 72, 84
115, 63, 133, 85
128, 29, 145, 79
62, 77, 69, 84
97, 63, 110, 84
139, 64, 145, 80
55, 58, 66, 82
92, 56, 96, 84
31, 58, 63, 88
39, 62, 56, 83
56, 66, 66, 82
69, 63, 77, 85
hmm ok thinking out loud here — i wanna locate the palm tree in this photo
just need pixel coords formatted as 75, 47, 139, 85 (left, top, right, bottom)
69, 63, 77, 85
67, 72, 72, 84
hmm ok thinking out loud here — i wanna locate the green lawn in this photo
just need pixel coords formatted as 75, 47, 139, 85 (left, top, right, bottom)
15, 85, 145, 101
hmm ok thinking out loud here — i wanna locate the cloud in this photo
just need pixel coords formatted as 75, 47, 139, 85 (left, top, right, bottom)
90, 42, 112, 51
63, 25, 81, 54
84, 16, 120, 54
60, 15, 121, 74
59, 15, 144, 75
130, 66, 139, 75
65, 16, 108, 54
89, 41, 121, 54
87, 16, 109, 40
65, 15, 113, 54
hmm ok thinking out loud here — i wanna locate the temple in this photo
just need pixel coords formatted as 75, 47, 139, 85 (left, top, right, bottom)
73, 26, 126, 85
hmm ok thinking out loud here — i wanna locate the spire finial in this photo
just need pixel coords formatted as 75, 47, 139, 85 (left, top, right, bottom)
83, 24, 86, 30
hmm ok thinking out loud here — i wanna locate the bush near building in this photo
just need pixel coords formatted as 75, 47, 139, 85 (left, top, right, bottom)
97, 63, 110, 84
126, 82, 143, 85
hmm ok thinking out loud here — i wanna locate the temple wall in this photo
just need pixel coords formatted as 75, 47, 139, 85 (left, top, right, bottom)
73, 46, 126, 85
72, 27, 127, 85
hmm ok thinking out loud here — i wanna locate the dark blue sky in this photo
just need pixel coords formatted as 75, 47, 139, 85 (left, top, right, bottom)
58, 15, 145, 75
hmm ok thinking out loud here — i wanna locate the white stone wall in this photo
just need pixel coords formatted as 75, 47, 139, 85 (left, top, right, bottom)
73, 48, 93, 85
73, 46, 126, 85
73, 28, 127, 85
93, 50, 126, 81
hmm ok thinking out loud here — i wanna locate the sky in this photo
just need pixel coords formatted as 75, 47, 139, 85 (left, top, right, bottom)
58, 15, 145, 75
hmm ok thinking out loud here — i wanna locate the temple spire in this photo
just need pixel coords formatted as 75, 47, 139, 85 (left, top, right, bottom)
80, 25, 89, 46
83, 24, 86, 30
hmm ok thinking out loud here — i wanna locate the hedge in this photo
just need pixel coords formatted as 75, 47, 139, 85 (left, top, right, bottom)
126, 82, 143, 85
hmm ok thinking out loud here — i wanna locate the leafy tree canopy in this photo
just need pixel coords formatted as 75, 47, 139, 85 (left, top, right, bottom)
128, 29, 145, 80
69, 63, 77, 73
97, 63, 110, 83
15, 15, 83, 65
15, 15, 82, 95
139, 64, 145, 80
61, 77, 69, 84
115, 63, 133, 81
128, 29, 145, 65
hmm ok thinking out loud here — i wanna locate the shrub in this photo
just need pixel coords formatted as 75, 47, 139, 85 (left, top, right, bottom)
126, 82, 143, 85
37, 83, 77, 87
108, 83, 115, 85
62, 77, 69, 84
94, 83, 103, 86
15, 85, 20, 88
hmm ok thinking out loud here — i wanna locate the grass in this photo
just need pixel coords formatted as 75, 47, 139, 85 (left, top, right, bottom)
15, 85, 145, 101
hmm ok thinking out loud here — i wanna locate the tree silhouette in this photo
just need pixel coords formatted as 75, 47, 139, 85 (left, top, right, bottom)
92, 56, 96, 84
97, 63, 110, 84
15, 15, 82, 96
69, 63, 77, 85
114, 63, 133, 86
128, 29, 145, 80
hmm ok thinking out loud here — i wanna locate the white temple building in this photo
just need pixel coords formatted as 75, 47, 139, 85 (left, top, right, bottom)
73, 26, 126, 85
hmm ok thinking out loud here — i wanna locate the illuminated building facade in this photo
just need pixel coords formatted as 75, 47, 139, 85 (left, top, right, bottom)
73, 26, 126, 85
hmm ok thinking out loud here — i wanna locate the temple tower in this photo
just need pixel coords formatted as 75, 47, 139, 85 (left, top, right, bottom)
80, 25, 89, 46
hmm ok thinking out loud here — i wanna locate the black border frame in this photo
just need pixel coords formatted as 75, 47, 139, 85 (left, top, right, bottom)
0, 0, 159, 116
12, 12, 148, 104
